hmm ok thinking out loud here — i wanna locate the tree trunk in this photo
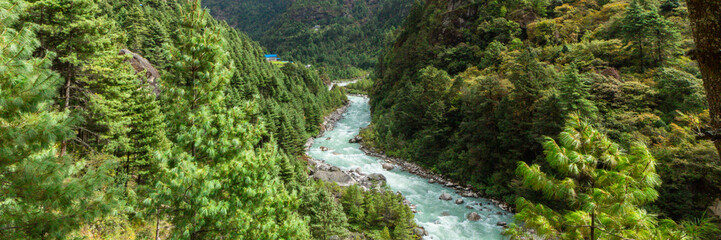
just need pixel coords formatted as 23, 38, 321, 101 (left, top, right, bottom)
155, 208, 161, 240
590, 209, 595, 240
688, 0, 721, 158
60, 75, 71, 157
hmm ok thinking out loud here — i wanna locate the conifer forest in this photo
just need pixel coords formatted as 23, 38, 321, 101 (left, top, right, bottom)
1, 0, 721, 239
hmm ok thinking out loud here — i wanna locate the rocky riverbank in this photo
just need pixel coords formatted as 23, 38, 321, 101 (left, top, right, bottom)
304, 100, 350, 152
304, 96, 428, 237
356, 137, 515, 213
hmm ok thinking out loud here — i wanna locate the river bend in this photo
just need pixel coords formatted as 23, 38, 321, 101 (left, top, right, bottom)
308, 95, 513, 240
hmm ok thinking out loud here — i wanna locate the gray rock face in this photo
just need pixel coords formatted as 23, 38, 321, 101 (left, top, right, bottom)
119, 49, 160, 96
309, 158, 387, 190
439, 193, 452, 201
467, 212, 481, 221
455, 198, 464, 204
382, 163, 394, 170
710, 198, 721, 218
312, 170, 356, 187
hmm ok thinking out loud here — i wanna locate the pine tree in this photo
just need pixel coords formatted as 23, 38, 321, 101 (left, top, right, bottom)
510, 114, 685, 239
127, 71, 169, 185
558, 64, 597, 119
24, 0, 118, 156
299, 184, 349, 239
82, 52, 136, 158
1, 2, 113, 237
146, 1, 309, 238
621, 0, 680, 70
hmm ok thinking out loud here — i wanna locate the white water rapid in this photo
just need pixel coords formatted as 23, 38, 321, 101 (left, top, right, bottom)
308, 95, 513, 240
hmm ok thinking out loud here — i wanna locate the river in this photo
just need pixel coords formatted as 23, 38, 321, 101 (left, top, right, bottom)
308, 95, 513, 240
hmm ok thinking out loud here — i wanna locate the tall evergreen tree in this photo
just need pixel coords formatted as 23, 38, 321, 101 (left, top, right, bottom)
23, 0, 117, 156
621, 0, 680, 70
510, 115, 685, 239
558, 64, 597, 119
1, 2, 113, 237
146, 1, 309, 238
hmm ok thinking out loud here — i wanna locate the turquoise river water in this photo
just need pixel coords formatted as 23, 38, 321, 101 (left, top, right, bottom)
308, 95, 513, 240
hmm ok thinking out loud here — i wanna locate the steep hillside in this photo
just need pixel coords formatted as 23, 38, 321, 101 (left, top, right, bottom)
368, 0, 720, 228
1, 0, 416, 239
202, 0, 293, 38
203, 0, 414, 79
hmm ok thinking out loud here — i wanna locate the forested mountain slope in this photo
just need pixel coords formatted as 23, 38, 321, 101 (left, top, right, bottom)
366, 0, 721, 236
203, 0, 415, 79
1, 0, 415, 239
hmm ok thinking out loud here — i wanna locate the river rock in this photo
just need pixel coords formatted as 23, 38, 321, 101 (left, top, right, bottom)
439, 193, 452, 201
497, 222, 508, 227
466, 205, 474, 209
455, 198, 464, 204
441, 211, 451, 216
382, 163, 394, 170
320, 146, 329, 151
326, 137, 331, 140
311, 170, 356, 187
467, 212, 481, 221
349, 135, 363, 143
414, 227, 427, 236
428, 179, 436, 184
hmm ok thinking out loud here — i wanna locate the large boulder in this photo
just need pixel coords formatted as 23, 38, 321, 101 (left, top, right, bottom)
312, 170, 356, 187
119, 49, 160, 96
710, 198, 721, 218
367, 173, 386, 182
413, 227, 427, 236
360, 173, 387, 190
439, 193, 452, 201
382, 163, 394, 170
467, 212, 481, 221
349, 135, 363, 143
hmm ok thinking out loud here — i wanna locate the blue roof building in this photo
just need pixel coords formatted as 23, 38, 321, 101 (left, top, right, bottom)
265, 54, 280, 62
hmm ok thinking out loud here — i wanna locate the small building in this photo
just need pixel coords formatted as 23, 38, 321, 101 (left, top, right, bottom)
264, 54, 279, 62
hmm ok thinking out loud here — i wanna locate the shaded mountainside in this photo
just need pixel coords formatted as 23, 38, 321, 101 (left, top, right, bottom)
203, 0, 415, 79
368, 0, 721, 226
1, 0, 417, 239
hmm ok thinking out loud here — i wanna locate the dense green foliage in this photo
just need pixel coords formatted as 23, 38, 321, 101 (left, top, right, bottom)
1, 3, 115, 237
203, 0, 415, 79
508, 115, 684, 239
1, 0, 418, 239
368, 0, 720, 232
345, 78, 375, 95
